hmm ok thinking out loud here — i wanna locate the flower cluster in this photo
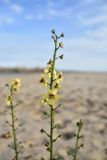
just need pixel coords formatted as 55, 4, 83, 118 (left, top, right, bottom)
11, 78, 21, 92
40, 60, 64, 106
5, 78, 22, 160
39, 30, 64, 108
6, 78, 21, 106
6, 95, 13, 106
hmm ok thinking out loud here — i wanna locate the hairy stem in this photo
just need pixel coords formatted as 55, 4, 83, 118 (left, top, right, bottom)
50, 36, 58, 160
10, 90, 19, 160
50, 36, 57, 89
74, 128, 80, 160
50, 106, 54, 160
73, 121, 83, 160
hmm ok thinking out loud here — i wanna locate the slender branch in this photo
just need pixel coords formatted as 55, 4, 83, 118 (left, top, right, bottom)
41, 129, 50, 137
54, 104, 61, 111
53, 134, 62, 143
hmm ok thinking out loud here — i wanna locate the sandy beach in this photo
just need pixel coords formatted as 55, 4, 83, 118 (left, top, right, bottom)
0, 72, 107, 160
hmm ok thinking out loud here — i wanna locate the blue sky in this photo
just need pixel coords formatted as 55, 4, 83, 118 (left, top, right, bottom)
0, 0, 107, 71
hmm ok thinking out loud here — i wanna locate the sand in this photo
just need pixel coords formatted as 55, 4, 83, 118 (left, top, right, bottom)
0, 72, 107, 160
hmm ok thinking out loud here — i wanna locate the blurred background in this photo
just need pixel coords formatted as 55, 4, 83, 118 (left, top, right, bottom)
0, 1, 107, 160
0, 0, 107, 71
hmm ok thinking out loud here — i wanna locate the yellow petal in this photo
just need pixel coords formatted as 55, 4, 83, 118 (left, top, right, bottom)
44, 69, 49, 73
48, 89, 57, 96
6, 96, 13, 106
15, 78, 21, 83
48, 99, 54, 106
41, 96, 48, 105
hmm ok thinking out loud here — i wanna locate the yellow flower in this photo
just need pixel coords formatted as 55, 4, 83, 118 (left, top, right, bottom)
11, 78, 21, 86
41, 89, 59, 106
41, 96, 48, 105
47, 59, 53, 66
6, 96, 13, 106
44, 63, 52, 75
47, 89, 59, 106
56, 72, 64, 83
54, 82, 61, 89
48, 70, 57, 79
40, 75, 48, 87
48, 89, 57, 95
44, 60, 57, 80
11, 78, 21, 92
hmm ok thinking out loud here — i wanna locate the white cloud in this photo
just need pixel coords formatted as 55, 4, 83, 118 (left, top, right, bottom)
5, 17, 14, 23
25, 14, 35, 20
0, 31, 107, 71
25, 13, 45, 21
77, 2, 107, 27
86, 26, 107, 39
36, 14, 44, 20
65, 37, 107, 56
48, 9, 60, 16
47, 0, 54, 7
62, 33, 107, 71
2, 0, 10, 4
81, 0, 98, 6
78, 13, 107, 26
0, 14, 15, 25
10, 4, 23, 14
35, 6, 72, 21
48, 7, 72, 18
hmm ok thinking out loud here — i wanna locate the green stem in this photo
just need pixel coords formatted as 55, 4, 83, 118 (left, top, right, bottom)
50, 106, 54, 160
11, 105, 19, 160
50, 36, 58, 160
74, 125, 81, 160
50, 36, 58, 89
10, 90, 19, 160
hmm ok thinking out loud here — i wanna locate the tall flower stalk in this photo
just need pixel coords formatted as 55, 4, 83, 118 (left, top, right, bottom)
6, 79, 22, 160
73, 120, 84, 160
67, 120, 84, 160
40, 29, 64, 160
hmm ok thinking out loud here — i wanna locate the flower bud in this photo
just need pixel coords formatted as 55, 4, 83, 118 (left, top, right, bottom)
59, 42, 64, 48
59, 54, 64, 60
80, 143, 84, 148
40, 128, 45, 134
51, 35, 56, 42
60, 33, 64, 37
51, 29, 55, 34
47, 59, 53, 65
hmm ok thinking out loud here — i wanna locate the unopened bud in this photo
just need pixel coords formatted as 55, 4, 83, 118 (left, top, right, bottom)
59, 54, 64, 60
56, 123, 62, 129
51, 35, 55, 42
66, 146, 71, 156
80, 143, 84, 148
5, 83, 9, 87
59, 42, 64, 48
76, 120, 83, 128
40, 128, 45, 134
45, 143, 49, 147
51, 29, 55, 34
60, 33, 64, 37
47, 59, 53, 65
